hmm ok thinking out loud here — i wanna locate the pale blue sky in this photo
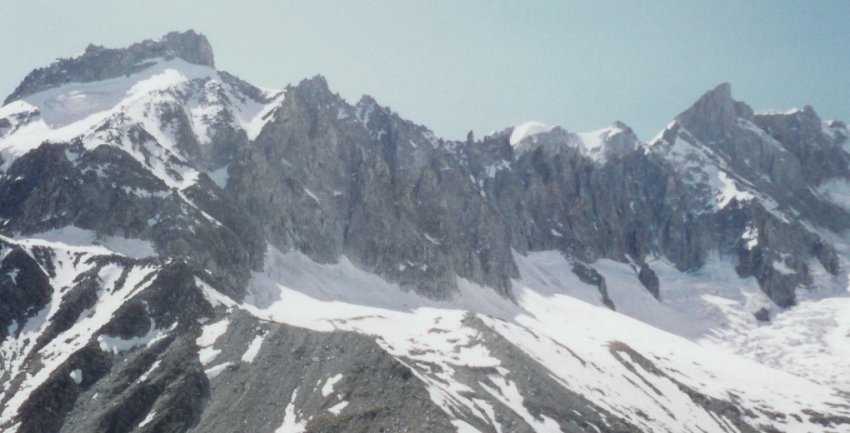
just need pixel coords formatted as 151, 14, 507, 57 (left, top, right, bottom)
1, 1, 848, 140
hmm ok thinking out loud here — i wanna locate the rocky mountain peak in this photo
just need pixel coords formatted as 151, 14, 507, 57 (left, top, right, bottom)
573, 121, 643, 162
357, 94, 378, 106
355, 94, 385, 116
84, 43, 105, 54
354, 94, 392, 128
610, 120, 631, 131
676, 83, 735, 139
675, 82, 756, 142
605, 121, 640, 143
290, 74, 331, 96
279, 75, 346, 115
158, 30, 215, 67
4, 30, 214, 105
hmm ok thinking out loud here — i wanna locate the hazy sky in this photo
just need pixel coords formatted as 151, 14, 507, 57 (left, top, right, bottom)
1, 1, 848, 140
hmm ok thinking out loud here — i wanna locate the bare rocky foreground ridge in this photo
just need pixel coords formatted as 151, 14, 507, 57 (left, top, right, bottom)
1, 31, 850, 433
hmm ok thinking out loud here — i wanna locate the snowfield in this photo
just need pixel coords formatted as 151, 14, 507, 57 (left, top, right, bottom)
3, 233, 848, 431
186, 245, 850, 433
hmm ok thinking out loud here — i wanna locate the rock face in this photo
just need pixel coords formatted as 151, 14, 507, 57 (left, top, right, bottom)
0, 241, 53, 341
649, 83, 848, 307
227, 77, 517, 297
2, 32, 850, 433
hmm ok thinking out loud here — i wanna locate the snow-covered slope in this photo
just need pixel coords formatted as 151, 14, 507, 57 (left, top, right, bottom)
0, 57, 282, 173
0, 231, 165, 429
197, 245, 850, 433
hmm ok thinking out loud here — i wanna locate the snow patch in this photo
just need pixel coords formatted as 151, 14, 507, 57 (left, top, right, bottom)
453, 420, 483, 433
208, 165, 229, 188
742, 225, 759, 250
241, 334, 264, 363
204, 361, 234, 379
815, 178, 850, 211
139, 359, 161, 382
138, 409, 157, 428
772, 260, 796, 276
69, 369, 82, 385
481, 375, 561, 432
22, 226, 156, 259
7, 268, 19, 284
239, 91, 285, 140
303, 188, 319, 203
321, 374, 343, 397
327, 400, 348, 415
197, 277, 238, 309
196, 318, 230, 365
276, 387, 308, 433
716, 171, 754, 208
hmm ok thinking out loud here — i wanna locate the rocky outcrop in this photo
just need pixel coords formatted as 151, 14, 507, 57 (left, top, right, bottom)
4, 31, 214, 105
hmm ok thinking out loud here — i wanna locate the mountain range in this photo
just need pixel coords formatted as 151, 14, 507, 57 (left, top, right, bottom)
1, 30, 849, 433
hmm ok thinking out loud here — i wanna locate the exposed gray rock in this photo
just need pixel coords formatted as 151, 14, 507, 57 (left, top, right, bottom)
227, 76, 517, 298
637, 265, 660, 300
571, 261, 615, 309
189, 311, 458, 433
754, 106, 850, 202
0, 242, 53, 341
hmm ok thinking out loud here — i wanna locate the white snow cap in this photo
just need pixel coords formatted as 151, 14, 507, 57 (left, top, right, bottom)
509, 121, 556, 146
576, 123, 625, 152
509, 119, 641, 162
575, 121, 641, 162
